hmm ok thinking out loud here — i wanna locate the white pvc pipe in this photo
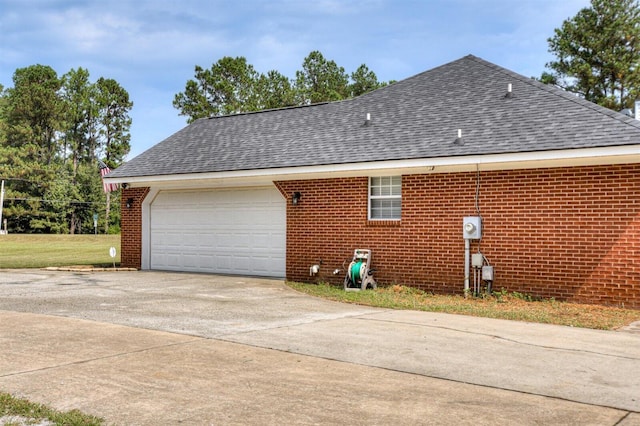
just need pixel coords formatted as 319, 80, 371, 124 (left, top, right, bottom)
464, 238, 470, 293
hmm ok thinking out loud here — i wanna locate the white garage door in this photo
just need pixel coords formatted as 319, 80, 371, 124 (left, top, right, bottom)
150, 187, 286, 277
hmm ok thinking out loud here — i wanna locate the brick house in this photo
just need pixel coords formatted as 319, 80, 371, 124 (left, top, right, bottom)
106, 55, 640, 308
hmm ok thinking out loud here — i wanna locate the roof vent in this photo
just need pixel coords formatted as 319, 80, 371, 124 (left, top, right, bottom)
620, 108, 633, 117
505, 83, 513, 98
621, 100, 640, 120
364, 113, 371, 126
454, 128, 464, 145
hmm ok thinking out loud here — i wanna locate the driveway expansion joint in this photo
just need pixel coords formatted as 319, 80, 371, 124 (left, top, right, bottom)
351, 316, 640, 361
0, 338, 205, 379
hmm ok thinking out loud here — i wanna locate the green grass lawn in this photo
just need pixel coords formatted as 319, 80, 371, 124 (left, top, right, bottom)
286, 283, 640, 331
0, 392, 103, 425
0, 234, 121, 268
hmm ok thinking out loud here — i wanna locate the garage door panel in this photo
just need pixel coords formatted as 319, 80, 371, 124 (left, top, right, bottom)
150, 187, 285, 277
166, 254, 182, 268
213, 233, 235, 249
182, 254, 200, 269
249, 233, 274, 249
153, 232, 178, 248
251, 257, 283, 275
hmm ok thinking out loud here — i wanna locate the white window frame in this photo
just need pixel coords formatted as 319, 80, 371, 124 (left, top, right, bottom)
368, 176, 402, 220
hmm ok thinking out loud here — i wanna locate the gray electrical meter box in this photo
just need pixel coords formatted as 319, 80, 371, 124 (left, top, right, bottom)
472, 253, 484, 268
482, 265, 494, 281
463, 216, 482, 239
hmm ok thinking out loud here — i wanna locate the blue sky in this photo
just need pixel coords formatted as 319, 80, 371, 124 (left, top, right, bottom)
1, 0, 590, 159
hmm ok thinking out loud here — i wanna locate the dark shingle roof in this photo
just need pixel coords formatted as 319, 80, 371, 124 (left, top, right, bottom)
109, 55, 640, 179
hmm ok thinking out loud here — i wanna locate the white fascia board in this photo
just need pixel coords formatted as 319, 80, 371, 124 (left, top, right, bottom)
107, 145, 640, 189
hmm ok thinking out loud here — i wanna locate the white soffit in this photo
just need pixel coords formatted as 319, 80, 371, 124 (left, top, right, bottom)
109, 145, 640, 189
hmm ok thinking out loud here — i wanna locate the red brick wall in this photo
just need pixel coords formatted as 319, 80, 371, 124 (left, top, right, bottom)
275, 164, 640, 308
120, 187, 150, 269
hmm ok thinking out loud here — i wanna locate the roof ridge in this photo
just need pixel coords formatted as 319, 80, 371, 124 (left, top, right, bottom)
379, 54, 477, 87
201, 101, 332, 121
466, 55, 640, 132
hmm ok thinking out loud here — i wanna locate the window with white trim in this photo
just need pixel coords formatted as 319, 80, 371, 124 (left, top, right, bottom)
369, 176, 401, 220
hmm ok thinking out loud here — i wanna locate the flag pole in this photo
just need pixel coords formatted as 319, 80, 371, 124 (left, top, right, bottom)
99, 160, 119, 234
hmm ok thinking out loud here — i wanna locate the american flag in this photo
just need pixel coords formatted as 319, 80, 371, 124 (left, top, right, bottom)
98, 160, 119, 193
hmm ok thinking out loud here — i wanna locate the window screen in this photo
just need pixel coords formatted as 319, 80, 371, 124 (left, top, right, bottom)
369, 176, 401, 220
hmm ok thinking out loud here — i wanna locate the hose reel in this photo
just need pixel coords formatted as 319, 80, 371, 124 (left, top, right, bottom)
350, 261, 364, 283
343, 249, 376, 291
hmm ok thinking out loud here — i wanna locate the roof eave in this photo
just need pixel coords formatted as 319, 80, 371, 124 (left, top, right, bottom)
105, 145, 640, 189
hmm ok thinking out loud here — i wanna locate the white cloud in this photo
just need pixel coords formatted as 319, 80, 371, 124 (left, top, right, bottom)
0, 0, 595, 157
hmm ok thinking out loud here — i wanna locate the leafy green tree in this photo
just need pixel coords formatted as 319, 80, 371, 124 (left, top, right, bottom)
0, 65, 65, 233
349, 64, 386, 97
0, 82, 7, 158
536, 71, 559, 86
0, 153, 60, 233
75, 162, 116, 234
0, 65, 131, 234
0, 83, 5, 121
173, 51, 391, 122
295, 51, 349, 104
95, 77, 132, 165
173, 57, 261, 122
545, 0, 640, 110
255, 70, 296, 110
61, 68, 99, 174
30, 167, 75, 234
60, 68, 101, 233
94, 77, 132, 234
172, 72, 213, 122
4, 65, 63, 164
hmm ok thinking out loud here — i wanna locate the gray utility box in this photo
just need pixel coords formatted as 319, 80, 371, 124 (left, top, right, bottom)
482, 265, 494, 281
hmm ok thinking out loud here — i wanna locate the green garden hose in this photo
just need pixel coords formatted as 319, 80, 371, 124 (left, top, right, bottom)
350, 261, 363, 283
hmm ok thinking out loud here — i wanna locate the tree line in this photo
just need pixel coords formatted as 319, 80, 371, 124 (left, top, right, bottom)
541, 0, 640, 112
1, 0, 638, 234
173, 50, 392, 122
174, 0, 640, 122
0, 66, 132, 234
0, 51, 388, 234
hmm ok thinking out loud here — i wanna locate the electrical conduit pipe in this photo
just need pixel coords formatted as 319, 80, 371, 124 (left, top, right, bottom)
464, 239, 470, 294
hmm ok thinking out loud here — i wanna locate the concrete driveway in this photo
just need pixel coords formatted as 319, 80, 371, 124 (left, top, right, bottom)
0, 269, 639, 425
